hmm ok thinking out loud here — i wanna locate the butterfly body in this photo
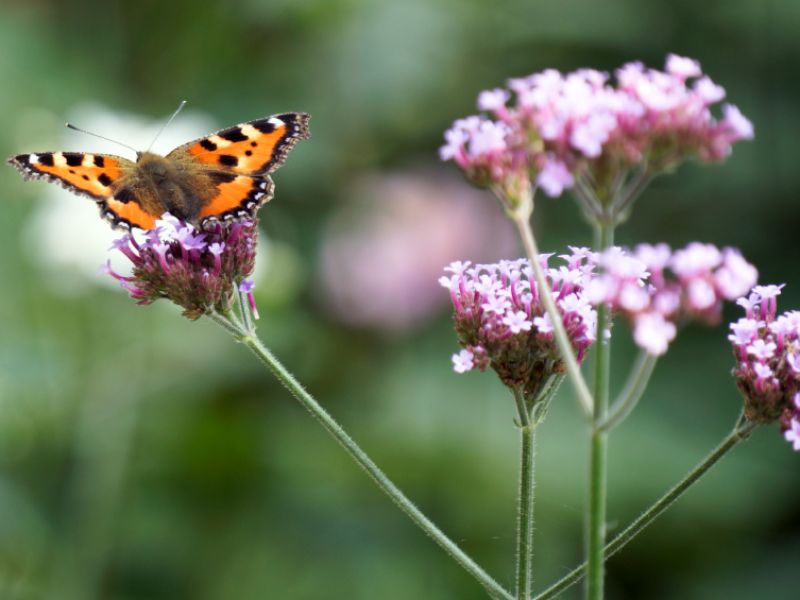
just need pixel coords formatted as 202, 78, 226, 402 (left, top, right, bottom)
8, 112, 310, 230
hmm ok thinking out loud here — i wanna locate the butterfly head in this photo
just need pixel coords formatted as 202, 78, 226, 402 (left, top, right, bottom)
136, 151, 173, 181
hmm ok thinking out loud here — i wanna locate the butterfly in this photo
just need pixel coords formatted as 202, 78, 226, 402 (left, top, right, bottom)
7, 110, 310, 231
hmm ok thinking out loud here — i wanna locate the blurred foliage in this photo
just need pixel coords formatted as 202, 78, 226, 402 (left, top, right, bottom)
1, 0, 799, 598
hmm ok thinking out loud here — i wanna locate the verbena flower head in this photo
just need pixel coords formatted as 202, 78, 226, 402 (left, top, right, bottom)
441, 54, 753, 216
440, 249, 597, 399
729, 286, 800, 443
104, 214, 257, 320
589, 242, 757, 355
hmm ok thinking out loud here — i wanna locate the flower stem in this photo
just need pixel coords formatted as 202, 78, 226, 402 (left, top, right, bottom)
599, 351, 658, 432
611, 168, 652, 220
209, 312, 514, 600
534, 413, 757, 600
514, 388, 536, 600
208, 309, 245, 337
512, 211, 594, 417
586, 221, 614, 600
238, 287, 255, 333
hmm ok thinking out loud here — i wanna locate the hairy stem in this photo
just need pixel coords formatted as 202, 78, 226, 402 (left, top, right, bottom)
514, 388, 536, 600
209, 312, 513, 600
535, 414, 757, 600
611, 167, 652, 220
599, 352, 658, 432
586, 221, 614, 600
512, 212, 594, 417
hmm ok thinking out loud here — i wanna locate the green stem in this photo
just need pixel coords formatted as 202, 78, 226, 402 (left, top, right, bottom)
209, 312, 513, 600
586, 221, 614, 600
237, 287, 255, 333
512, 212, 594, 417
572, 182, 604, 224
599, 352, 658, 432
610, 168, 651, 220
535, 414, 757, 600
514, 388, 536, 600
208, 309, 245, 337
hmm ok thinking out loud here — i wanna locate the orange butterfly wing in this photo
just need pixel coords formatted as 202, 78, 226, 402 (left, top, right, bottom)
170, 112, 310, 176
197, 174, 275, 221
7, 151, 158, 230
167, 112, 309, 224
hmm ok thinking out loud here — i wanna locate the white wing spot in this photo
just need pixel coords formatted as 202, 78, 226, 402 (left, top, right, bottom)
209, 135, 232, 148
268, 117, 285, 127
53, 152, 67, 167
240, 124, 259, 139
29, 154, 39, 164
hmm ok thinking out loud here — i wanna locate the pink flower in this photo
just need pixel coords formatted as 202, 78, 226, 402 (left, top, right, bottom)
633, 313, 676, 356
104, 214, 257, 320
666, 54, 702, 79
239, 279, 259, 320
441, 54, 754, 219
592, 242, 757, 355
728, 284, 800, 449
443, 249, 597, 396
728, 318, 761, 346
477, 88, 511, 114
747, 339, 777, 361
722, 104, 754, 140
503, 310, 533, 334
452, 349, 475, 373
694, 77, 726, 104
536, 158, 574, 197
784, 419, 800, 451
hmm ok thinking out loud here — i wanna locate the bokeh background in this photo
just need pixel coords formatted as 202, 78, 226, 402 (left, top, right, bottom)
1, 1, 799, 599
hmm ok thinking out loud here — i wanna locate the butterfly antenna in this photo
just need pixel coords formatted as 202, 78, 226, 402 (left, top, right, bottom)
65, 122, 138, 154
146, 100, 187, 153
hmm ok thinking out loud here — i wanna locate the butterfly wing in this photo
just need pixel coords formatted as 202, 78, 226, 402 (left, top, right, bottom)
167, 112, 310, 176
8, 151, 159, 230
166, 112, 309, 225
195, 171, 275, 222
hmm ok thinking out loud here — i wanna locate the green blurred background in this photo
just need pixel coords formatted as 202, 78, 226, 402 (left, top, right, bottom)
1, 1, 799, 598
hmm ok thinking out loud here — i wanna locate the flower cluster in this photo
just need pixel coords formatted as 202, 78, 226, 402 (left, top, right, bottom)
729, 286, 800, 449
440, 249, 597, 399
440, 54, 753, 207
104, 214, 258, 320
589, 243, 757, 355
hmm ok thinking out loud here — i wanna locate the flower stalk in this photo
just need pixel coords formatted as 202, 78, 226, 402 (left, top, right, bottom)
599, 351, 658, 432
534, 412, 757, 600
586, 221, 614, 600
208, 310, 514, 600
514, 387, 536, 600
511, 203, 595, 417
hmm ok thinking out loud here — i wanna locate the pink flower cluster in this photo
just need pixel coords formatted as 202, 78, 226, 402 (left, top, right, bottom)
440, 249, 597, 398
104, 214, 258, 320
729, 286, 800, 450
441, 54, 753, 202
589, 243, 757, 356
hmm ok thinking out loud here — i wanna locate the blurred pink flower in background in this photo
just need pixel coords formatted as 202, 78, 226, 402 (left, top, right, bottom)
317, 170, 518, 332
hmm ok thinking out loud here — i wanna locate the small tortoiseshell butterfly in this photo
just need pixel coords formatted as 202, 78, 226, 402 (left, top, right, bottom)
7, 109, 310, 230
